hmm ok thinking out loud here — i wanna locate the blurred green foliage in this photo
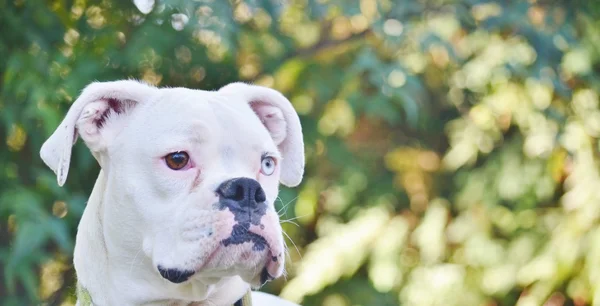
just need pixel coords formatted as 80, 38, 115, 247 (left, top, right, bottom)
2, 0, 600, 305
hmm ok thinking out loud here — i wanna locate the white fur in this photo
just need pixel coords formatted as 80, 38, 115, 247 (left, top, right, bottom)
40, 80, 304, 305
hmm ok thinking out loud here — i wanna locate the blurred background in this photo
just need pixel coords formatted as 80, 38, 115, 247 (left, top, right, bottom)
2, 0, 600, 305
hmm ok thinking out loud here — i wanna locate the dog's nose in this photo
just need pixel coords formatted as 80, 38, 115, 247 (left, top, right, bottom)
217, 178, 266, 204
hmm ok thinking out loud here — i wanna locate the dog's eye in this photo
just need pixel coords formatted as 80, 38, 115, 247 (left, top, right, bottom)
261, 156, 276, 176
165, 152, 189, 170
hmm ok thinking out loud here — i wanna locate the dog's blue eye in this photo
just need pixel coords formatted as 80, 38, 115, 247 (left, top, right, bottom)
165, 151, 189, 170
261, 156, 276, 176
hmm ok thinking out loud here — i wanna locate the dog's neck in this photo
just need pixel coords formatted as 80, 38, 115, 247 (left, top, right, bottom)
73, 170, 249, 305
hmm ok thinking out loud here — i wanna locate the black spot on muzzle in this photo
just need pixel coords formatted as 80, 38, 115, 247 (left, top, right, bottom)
221, 224, 268, 251
157, 265, 195, 284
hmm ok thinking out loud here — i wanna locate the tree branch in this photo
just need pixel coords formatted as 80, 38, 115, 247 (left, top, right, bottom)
250, 26, 373, 83
285, 29, 371, 61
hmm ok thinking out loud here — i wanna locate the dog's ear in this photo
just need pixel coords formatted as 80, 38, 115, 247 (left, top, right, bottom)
219, 82, 305, 187
40, 80, 157, 186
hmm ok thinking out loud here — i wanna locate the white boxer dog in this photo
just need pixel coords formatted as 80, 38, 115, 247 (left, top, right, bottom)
39, 80, 304, 306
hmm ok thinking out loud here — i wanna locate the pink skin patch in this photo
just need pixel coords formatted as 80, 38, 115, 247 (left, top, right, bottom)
248, 211, 284, 277
198, 208, 283, 279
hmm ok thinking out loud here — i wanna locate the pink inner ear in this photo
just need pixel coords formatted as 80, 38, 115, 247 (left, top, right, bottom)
94, 98, 123, 128
250, 102, 287, 145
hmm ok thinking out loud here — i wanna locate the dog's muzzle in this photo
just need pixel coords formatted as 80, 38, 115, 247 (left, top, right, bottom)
157, 178, 279, 285
217, 178, 269, 250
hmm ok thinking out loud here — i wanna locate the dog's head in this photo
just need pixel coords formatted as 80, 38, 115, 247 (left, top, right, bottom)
40, 80, 304, 288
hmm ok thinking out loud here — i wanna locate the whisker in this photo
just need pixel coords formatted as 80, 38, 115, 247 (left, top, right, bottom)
280, 220, 300, 228
280, 213, 310, 224
282, 264, 289, 281
128, 246, 145, 275
277, 196, 299, 217
281, 229, 302, 260
284, 247, 292, 264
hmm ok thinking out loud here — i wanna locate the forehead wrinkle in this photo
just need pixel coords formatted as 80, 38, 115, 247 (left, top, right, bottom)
157, 118, 210, 144
146, 114, 212, 153
170, 98, 216, 139
186, 119, 211, 144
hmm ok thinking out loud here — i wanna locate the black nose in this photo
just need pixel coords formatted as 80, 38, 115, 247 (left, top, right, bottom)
217, 178, 266, 204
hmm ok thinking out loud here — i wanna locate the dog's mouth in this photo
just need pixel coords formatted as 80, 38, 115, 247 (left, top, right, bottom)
155, 205, 284, 286
156, 230, 279, 286
156, 265, 274, 286
258, 266, 275, 287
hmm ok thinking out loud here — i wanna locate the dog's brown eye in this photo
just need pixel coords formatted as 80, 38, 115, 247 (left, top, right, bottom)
165, 152, 189, 170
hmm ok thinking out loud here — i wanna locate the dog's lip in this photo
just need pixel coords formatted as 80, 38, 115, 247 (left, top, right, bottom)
155, 245, 222, 284
157, 247, 277, 286
259, 264, 275, 284
193, 242, 277, 283
247, 266, 275, 289
197, 228, 275, 270
196, 242, 270, 271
